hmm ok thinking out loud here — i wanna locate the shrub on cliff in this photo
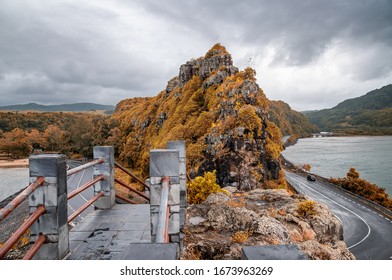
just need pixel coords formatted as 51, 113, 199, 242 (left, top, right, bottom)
187, 171, 229, 204
330, 167, 392, 210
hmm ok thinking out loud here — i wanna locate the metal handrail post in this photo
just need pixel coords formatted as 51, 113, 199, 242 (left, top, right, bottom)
156, 177, 170, 243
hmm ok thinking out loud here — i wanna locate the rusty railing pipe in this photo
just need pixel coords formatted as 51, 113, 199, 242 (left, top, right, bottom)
114, 162, 150, 190
156, 176, 170, 243
67, 158, 105, 176
0, 177, 45, 223
0, 205, 46, 259
115, 178, 150, 201
68, 192, 104, 223
22, 234, 46, 260
67, 175, 104, 200
115, 194, 137, 204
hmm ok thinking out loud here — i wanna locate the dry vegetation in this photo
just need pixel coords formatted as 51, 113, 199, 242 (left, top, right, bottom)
330, 167, 392, 210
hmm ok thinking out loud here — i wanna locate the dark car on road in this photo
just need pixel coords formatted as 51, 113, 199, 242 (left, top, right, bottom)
307, 174, 316, 181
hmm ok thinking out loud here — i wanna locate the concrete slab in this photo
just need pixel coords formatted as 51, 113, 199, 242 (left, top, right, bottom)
121, 243, 179, 260
68, 204, 152, 260
242, 245, 308, 260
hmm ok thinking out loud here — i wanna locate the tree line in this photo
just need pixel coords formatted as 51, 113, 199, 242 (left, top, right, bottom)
0, 112, 119, 159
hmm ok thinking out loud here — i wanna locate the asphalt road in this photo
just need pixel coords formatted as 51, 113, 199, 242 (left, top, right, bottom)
285, 171, 392, 260
66, 160, 95, 223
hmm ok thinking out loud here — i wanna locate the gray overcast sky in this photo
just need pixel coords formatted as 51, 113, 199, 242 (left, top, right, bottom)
0, 0, 391, 111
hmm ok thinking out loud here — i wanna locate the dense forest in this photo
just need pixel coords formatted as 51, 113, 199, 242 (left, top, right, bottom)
0, 112, 118, 158
305, 84, 392, 134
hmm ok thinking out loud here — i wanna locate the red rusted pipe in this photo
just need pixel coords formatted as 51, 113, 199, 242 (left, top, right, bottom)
156, 176, 170, 243
22, 234, 46, 260
67, 175, 104, 200
165, 205, 170, 243
67, 158, 105, 176
0, 176, 45, 222
114, 161, 150, 190
115, 178, 150, 201
68, 192, 104, 223
0, 205, 46, 259
115, 194, 137, 204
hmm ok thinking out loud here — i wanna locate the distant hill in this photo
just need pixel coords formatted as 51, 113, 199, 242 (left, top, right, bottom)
0, 102, 115, 113
305, 84, 392, 134
269, 100, 319, 137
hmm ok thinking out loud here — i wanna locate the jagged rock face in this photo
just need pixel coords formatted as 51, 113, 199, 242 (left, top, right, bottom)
113, 44, 283, 189
181, 189, 355, 260
179, 53, 238, 87
199, 133, 267, 191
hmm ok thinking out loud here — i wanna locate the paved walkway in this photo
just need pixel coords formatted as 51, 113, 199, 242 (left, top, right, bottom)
67, 204, 151, 260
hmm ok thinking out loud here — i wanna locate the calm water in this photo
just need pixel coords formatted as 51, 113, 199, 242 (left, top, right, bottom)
0, 168, 29, 202
282, 136, 392, 195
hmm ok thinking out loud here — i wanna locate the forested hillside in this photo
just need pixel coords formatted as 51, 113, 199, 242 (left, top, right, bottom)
0, 102, 114, 113
269, 100, 318, 137
305, 84, 392, 134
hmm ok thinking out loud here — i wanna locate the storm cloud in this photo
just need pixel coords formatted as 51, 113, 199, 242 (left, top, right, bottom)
0, 0, 391, 110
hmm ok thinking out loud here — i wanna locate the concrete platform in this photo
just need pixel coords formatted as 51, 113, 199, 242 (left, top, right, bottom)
67, 204, 153, 260
242, 245, 308, 260
122, 243, 179, 260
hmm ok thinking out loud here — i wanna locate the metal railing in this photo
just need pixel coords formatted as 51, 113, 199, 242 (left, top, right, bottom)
114, 161, 150, 203
0, 177, 45, 222
68, 192, 104, 223
0, 205, 46, 259
66, 159, 105, 223
156, 177, 170, 243
0, 156, 106, 259
66, 158, 104, 176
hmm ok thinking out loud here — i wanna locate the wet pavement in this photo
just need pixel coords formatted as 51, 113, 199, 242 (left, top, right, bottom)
67, 204, 152, 260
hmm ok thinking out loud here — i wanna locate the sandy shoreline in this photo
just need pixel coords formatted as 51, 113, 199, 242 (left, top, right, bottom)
0, 158, 29, 168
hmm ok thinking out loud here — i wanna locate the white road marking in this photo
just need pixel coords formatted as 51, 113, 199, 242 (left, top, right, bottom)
287, 174, 372, 250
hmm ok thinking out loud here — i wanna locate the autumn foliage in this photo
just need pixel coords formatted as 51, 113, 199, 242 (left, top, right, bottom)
329, 167, 392, 210
187, 171, 229, 204
0, 112, 118, 158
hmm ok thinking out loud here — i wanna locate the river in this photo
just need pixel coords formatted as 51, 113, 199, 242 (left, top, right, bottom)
0, 168, 29, 202
282, 136, 392, 196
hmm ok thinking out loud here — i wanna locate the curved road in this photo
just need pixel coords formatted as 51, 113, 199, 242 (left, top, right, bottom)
285, 171, 392, 260
66, 160, 94, 223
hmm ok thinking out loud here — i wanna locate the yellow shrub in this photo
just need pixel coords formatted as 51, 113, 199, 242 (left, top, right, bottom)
296, 200, 317, 217
231, 230, 252, 243
187, 170, 227, 204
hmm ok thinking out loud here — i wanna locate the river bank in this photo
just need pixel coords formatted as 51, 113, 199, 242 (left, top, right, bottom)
0, 158, 29, 168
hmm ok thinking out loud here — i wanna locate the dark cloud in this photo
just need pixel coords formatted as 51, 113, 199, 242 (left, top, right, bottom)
0, 0, 391, 109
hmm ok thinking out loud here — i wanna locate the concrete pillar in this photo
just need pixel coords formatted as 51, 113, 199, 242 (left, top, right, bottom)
29, 154, 69, 260
149, 149, 180, 243
167, 141, 186, 230
93, 146, 115, 209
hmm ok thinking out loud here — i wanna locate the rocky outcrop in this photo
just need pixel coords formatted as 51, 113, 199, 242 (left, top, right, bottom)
179, 53, 238, 87
181, 188, 355, 260
114, 44, 283, 190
